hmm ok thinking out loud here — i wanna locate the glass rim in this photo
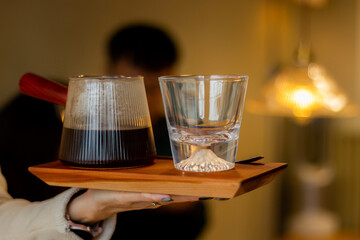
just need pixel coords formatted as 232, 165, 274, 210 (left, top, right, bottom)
69, 75, 144, 81
158, 74, 248, 82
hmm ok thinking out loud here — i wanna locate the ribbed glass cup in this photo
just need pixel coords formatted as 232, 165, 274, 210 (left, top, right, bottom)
59, 75, 156, 168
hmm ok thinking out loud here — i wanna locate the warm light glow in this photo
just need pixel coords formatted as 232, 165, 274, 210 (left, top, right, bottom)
292, 88, 316, 109
277, 85, 320, 118
61, 109, 65, 122
326, 95, 346, 112
246, 63, 357, 120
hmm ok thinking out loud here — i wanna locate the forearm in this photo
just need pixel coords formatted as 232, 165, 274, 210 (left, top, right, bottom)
0, 188, 116, 240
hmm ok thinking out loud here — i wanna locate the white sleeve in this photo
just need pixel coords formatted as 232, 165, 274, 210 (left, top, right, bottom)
0, 167, 116, 240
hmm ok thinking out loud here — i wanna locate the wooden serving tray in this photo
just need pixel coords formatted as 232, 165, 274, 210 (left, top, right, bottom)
29, 159, 287, 198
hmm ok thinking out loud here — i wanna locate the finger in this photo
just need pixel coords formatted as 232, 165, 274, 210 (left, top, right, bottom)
86, 190, 171, 212
114, 191, 171, 205
167, 195, 199, 202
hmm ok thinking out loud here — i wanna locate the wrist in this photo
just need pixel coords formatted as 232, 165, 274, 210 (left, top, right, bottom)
66, 190, 103, 239
65, 212, 103, 239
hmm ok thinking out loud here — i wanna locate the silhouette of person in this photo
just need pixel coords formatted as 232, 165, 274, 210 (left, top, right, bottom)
0, 23, 207, 239
106, 23, 207, 240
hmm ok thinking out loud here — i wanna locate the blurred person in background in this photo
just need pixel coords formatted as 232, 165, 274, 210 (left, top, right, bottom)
0, 23, 207, 239
105, 23, 207, 240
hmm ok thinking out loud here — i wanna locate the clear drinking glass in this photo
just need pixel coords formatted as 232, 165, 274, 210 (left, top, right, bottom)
59, 75, 156, 168
159, 74, 248, 172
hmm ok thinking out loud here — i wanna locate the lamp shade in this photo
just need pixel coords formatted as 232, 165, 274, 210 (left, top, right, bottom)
247, 63, 357, 122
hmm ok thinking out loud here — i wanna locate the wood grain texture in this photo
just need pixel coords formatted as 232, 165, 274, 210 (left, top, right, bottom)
29, 159, 287, 198
19, 73, 67, 106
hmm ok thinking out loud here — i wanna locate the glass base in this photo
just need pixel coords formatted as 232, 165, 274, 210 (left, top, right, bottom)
174, 149, 234, 172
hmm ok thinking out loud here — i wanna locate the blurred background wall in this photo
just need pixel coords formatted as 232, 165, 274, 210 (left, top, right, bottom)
0, 0, 358, 239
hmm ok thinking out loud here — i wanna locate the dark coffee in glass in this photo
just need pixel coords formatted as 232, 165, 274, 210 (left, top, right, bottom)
59, 127, 156, 168
59, 75, 156, 168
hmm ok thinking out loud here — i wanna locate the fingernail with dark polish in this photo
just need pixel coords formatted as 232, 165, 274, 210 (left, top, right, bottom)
161, 198, 174, 202
199, 197, 213, 200
215, 198, 230, 201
